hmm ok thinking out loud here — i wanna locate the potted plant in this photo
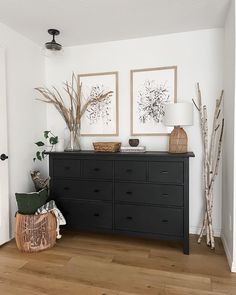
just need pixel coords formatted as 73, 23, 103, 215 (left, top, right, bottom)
33, 130, 58, 161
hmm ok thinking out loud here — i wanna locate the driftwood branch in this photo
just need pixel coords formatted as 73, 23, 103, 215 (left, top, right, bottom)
194, 84, 224, 249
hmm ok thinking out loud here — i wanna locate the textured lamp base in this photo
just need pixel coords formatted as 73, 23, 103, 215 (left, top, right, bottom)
169, 126, 188, 153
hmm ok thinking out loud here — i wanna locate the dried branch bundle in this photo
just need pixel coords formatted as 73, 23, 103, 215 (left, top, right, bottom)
35, 73, 113, 132
192, 83, 224, 249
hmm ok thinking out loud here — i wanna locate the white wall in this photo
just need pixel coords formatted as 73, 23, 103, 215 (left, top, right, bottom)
222, 0, 236, 271
0, 22, 47, 236
45, 29, 224, 236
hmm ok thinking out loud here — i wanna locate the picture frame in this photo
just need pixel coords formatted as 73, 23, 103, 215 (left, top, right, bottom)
78, 71, 119, 136
131, 66, 177, 136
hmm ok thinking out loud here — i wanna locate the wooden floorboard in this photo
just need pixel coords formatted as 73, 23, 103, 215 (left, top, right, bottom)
0, 231, 235, 294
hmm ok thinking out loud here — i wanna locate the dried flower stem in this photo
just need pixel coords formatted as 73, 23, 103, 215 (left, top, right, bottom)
35, 73, 113, 132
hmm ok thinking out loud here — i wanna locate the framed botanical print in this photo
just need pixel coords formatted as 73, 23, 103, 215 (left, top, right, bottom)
131, 66, 177, 135
78, 71, 119, 136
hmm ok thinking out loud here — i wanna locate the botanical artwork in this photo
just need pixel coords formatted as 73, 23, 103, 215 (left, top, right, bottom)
138, 80, 170, 124
131, 66, 177, 135
85, 85, 113, 126
79, 72, 118, 136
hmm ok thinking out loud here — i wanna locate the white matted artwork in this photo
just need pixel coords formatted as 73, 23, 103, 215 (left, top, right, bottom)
131, 66, 177, 135
79, 72, 119, 136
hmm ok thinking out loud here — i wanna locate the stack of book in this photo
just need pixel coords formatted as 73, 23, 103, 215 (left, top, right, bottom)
120, 146, 146, 153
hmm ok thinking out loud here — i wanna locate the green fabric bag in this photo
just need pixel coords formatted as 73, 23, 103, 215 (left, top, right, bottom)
15, 189, 48, 215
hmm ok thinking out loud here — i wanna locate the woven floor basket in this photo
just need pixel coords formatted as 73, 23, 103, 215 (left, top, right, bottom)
15, 212, 57, 253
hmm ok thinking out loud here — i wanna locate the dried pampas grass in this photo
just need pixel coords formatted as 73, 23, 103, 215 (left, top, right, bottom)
35, 73, 113, 131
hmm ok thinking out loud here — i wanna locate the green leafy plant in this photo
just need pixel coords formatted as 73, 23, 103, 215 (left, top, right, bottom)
33, 131, 58, 162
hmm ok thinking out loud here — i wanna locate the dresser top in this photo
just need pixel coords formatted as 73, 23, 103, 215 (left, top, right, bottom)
47, 151, 195, 158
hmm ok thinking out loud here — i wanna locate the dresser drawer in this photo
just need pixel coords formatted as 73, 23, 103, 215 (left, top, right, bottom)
53, 159, 81, 178
58, 199, 112, 230
83, 160, 113, 179
115, 204, 183, 236
149, 162, 183, 184
115, 183, 183, 206
53, 179, 112, 201
115, 161, 147, 181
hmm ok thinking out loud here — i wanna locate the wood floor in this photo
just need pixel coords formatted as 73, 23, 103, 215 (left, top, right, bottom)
0, 232, 236, 295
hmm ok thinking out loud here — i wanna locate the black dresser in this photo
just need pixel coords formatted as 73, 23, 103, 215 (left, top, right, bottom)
48, 151, 194, 254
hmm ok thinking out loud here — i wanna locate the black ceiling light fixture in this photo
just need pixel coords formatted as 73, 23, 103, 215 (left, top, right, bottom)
45, 29, 62, 51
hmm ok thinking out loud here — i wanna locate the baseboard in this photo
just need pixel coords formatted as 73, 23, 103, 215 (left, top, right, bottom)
231, 264, 236, 272
190, 226, 221, 237
221, 232, 235, 272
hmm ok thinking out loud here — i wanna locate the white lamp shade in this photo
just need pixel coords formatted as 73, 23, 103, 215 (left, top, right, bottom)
164, 102, 193, 126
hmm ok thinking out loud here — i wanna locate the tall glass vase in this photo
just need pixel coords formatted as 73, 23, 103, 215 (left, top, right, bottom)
65, 125, 81, 151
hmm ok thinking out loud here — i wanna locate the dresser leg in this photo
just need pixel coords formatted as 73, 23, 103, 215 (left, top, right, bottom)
183, 239, 189, 255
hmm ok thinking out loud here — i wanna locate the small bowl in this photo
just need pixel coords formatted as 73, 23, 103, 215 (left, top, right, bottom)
129, 139, 139, 147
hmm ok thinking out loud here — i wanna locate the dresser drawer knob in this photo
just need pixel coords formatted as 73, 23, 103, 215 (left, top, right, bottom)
160, 170, 168, 174
94, 213, 100, 217
94, 189, 100, 193
126, 169, 132, 173
126, 191, 133, 195
162, 219, 169, 223
161, 193, 168, 197
94, 168, 100, 172
126, 216, 133, 220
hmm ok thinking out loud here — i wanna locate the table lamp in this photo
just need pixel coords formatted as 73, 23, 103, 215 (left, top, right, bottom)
164, 102, 193, 153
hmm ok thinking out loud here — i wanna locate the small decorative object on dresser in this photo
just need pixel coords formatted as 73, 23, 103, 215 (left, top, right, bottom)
120, 146, 146, 153
164, 102, 193, 153
129, 138, 139, 147
48, 151, 194, 254
121, 138, 145, 153
93, 142, 121, 153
